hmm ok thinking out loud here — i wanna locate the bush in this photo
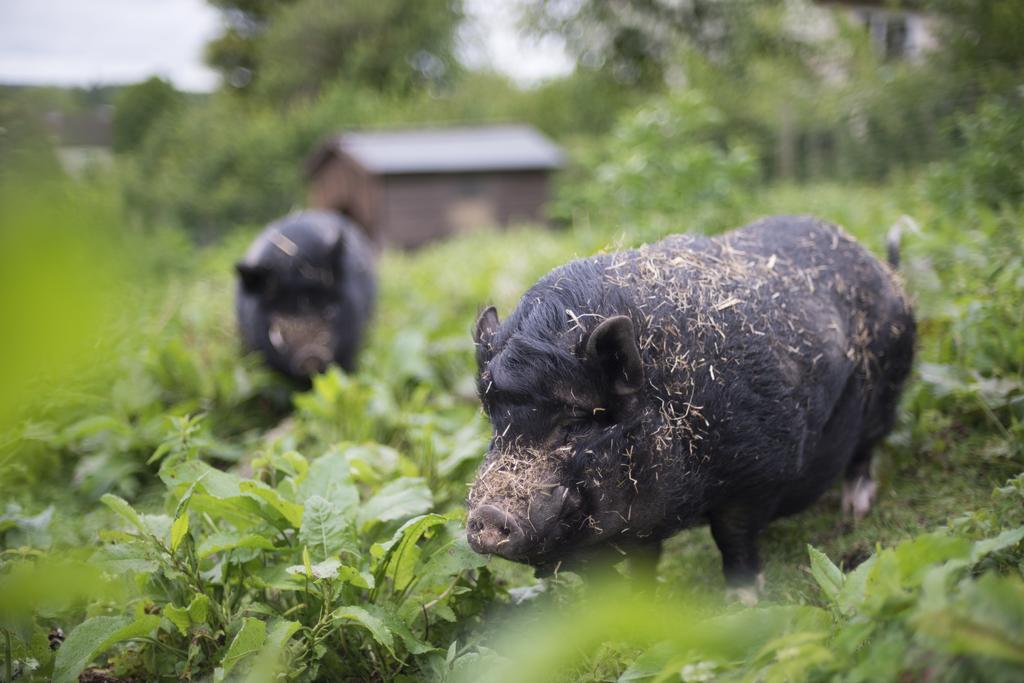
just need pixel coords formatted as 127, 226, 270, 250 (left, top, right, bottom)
1, 446, 496, 681
552, 89, 759, 239
926, 97, 1024, 212
117, 71, 638, 242
2, 173, 1023, 680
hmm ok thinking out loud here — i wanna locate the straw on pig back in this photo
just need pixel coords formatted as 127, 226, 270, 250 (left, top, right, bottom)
602, 216, 911, 472
470, 216, 912, 529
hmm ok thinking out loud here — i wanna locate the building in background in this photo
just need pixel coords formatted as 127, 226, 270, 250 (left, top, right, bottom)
304, 124, 564, 249
43, 106, 114, 175
818, 0, 938, 63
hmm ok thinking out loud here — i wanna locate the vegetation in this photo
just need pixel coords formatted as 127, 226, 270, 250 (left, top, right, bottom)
1, 0, 1023, 680
2, 170, 1022, 680
204, 0, 463, 100
112, 77, 184, 154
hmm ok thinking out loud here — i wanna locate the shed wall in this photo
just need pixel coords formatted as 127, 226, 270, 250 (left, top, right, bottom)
307, 155, 381, 241
308, 156, 554, 249
379, 171, 551, 249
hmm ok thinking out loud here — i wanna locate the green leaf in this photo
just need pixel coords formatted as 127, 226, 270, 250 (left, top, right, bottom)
52, 615, 160, 683
218, 617, 266, 678
99, 494, 148, 536
704, 605, 831, 660
189, 494, 264, 530
164, 604, 191, 636
163, 593, 209, 637
197, 531, 276, 559
160, 459, 243, 499
141, 514, 172, 542
374, 514, 448, 592
358, 477, 433, 527
92, 540, 161, 574
892, 532, 971, 585
63, 415, 132, 440
343, 442, 403, 484
416, 531, 488, 587
831, 617, 875, 658
170, 512, 189, 553
969, 526, 1024, 562
808, 545, 844, 605
371, 604, 434, 655
916, 573, 1024, 664
339, 565, 375, 590
265, 618, 300, 652
239, 481, 304, 528
299, 450, 359, 513
282, 451, 309, 480
253, 565, 310, 592
188, 594, 210, 624
299, 495, 357, 561
287, 558, 341, 580
172, 478, 201, 519
146, 440, 173, 466
241, 619, 302, 683
749, 630, 834, 680
837, 555, 878, 614
334, 605, 395, 655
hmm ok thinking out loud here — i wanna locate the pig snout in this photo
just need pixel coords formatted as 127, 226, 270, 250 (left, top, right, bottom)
268, 315, 334, 376
466, 485, 581, 560
293, 345, 333, 376
466, 505, 528, 557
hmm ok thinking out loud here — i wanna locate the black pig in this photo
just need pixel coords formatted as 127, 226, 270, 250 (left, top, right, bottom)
466, 215, 914, 600
236, 210, 376, 383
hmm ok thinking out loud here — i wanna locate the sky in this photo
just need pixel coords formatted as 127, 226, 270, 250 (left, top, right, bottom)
0, 0, 574, 92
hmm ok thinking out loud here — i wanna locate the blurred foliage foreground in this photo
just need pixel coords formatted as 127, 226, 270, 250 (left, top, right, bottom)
1, 144, 1024, 679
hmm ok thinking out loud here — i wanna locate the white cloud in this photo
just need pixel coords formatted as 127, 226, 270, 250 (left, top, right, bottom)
460, 0, 575, 86
0, 0, 575, 92
0, 0, 222, 91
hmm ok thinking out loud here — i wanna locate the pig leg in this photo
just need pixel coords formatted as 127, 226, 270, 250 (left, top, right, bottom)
709, 506, 766, 605
842, 447, 877, 521
629, 538, 663, 587
844, 376, 902, 521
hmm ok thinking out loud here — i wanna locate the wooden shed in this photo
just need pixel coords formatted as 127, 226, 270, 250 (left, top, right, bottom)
304, 124, 565, 249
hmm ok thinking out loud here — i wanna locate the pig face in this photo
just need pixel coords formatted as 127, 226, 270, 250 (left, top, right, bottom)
235, 240, 343, 378
466, 306, 647, 571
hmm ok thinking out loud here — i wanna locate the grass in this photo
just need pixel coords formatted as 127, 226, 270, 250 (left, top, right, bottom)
1, 179, 1022, 681
658, 444, 1007, 601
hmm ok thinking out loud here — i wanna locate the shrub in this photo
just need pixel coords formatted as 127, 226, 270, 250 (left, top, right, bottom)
552, 90, 759, 240
926, 97, 1024, 212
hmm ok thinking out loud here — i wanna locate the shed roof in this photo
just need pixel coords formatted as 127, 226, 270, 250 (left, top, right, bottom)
330, 124, 564, 175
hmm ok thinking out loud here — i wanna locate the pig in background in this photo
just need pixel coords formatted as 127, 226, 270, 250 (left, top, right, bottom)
466, 215, 915, 602
235, 209, 377, 384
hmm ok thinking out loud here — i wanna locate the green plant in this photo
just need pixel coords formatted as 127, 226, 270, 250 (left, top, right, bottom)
926, 97, 1024, 213
4, 124, 1024, 681
552, 89, 758, 239
1, 441, 496, 681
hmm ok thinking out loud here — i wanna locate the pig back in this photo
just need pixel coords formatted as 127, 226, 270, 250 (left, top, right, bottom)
602, 215, 913, 505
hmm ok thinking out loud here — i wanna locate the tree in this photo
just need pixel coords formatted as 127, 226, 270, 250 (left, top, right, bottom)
926, 0, 1024, 92
520, 0, 809, 88
205, 0, 463, 101
112, 77, 183, 153
204, 0, 299, 90
255, 0, 463, 102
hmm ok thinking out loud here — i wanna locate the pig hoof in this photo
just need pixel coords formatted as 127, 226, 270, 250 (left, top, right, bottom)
725, 573, 764, 607
842, 476, 877, 521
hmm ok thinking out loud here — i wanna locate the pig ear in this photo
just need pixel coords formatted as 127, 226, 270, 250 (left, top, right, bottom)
474, 306, 500, 347
586, 315, 644, 396
236, 262, 271, 294
328, 232, 346, 270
